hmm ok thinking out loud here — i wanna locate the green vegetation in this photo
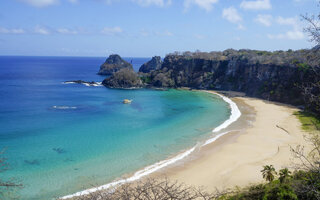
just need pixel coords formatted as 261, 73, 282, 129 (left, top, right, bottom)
218, 166, 319, 200
261, 165, 277, 183
140, 76, 152, 84
294, 111, 320, 131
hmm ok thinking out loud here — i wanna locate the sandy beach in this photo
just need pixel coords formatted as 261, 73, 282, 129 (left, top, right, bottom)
153, 92, 310, 191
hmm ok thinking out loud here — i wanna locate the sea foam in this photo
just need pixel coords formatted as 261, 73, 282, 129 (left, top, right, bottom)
60, 91, 241, 199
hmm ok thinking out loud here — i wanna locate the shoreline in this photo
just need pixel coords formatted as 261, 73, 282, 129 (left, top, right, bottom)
156, 96, 309, 191
60, 90, 241, 199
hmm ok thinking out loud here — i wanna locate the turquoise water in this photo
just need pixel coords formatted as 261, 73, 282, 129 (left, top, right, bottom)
0, 56, 230, 199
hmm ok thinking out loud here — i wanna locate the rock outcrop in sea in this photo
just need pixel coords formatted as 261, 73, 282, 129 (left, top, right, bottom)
139, 56, 162, 73
102, 68, 143, 89
98, 54, 133, 75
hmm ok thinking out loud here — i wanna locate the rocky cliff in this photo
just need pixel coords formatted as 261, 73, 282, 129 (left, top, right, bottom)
144, 49, 320, 114
98, 54, 133, 75
139, 56, 162, 73
99, 49, 319, 114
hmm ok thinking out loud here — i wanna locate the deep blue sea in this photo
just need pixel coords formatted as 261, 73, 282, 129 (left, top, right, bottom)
0, 56, 230, 199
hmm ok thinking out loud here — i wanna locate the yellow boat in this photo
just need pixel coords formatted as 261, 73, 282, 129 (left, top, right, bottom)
123, 99, 132, 104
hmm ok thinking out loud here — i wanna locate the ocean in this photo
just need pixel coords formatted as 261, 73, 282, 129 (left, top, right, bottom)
0, 56, 232, 199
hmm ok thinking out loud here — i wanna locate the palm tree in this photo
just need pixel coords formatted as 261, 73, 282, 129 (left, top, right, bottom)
279, 168, 291, 184
261, 165, 277, 183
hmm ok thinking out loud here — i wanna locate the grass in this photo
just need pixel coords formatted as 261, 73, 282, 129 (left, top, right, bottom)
294, 111, 320, 131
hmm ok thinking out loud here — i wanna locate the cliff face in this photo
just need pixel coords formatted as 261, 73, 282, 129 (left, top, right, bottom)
98, 49, 319, 114
145, 49, 320, 108
98, 54, 133, 75
139, 56, 162, 73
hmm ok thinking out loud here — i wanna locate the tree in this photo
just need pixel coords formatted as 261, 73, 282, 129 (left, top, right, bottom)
291, 134, 320, 199
300, 1, 320, 116
261, 165, 277, 183
301, 1, 320, 44
279, 168, 292, 184
74, 178, 230, 200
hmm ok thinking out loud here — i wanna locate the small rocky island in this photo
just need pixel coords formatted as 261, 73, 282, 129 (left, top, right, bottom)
98, 54, 133, 75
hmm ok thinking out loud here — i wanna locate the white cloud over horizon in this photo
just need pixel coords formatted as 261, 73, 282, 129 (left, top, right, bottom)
34, 26, 51, 34
184, 0, 219, 12
56, 28, 78, 34
0, 27, 25, 34
132, 0, 172, 7
240, 0, 271, 10
101, 26, 123, 35
139, 29, 174, 37
19, 0, 59, 7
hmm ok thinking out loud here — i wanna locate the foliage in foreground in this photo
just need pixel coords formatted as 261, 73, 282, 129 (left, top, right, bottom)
72, 178, 225, 200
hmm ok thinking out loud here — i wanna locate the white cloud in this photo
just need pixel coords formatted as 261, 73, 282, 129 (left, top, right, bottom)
276, 16, 298, 27
156, 30, 173, 36
139, 29, 173, 37
0, 27, 25, 34
268, 16, 304, 40
20, 0, 59, 7
255, 14, 272, 26
267, 30, 304, 40
34, 26, 50, 35
237, 24, 246, 30
132, 0, 172, 7
240, 0, 271, 10
233, 36, 241, 40
194, 34, 205, 39
184, 0, 219, 12
57, 28, 78, 34
140, 29, 150, 37
222, 7, 242, 23
101, 27, 123, 35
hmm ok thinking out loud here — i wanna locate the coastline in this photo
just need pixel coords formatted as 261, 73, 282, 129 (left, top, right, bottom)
155, 95, 309, 191
61, 90, 241, 199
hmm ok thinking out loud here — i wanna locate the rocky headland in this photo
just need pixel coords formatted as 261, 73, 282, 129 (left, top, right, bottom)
100, 49, 320, 115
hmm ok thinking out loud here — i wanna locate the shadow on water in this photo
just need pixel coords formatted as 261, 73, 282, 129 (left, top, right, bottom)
24, 159, 40, 165
52, 147, 67, 154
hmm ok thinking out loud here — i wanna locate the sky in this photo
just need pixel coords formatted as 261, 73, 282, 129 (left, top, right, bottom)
0, 0, 319, 57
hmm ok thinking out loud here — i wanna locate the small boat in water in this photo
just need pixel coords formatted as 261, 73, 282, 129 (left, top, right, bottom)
123, 99, 132, 104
